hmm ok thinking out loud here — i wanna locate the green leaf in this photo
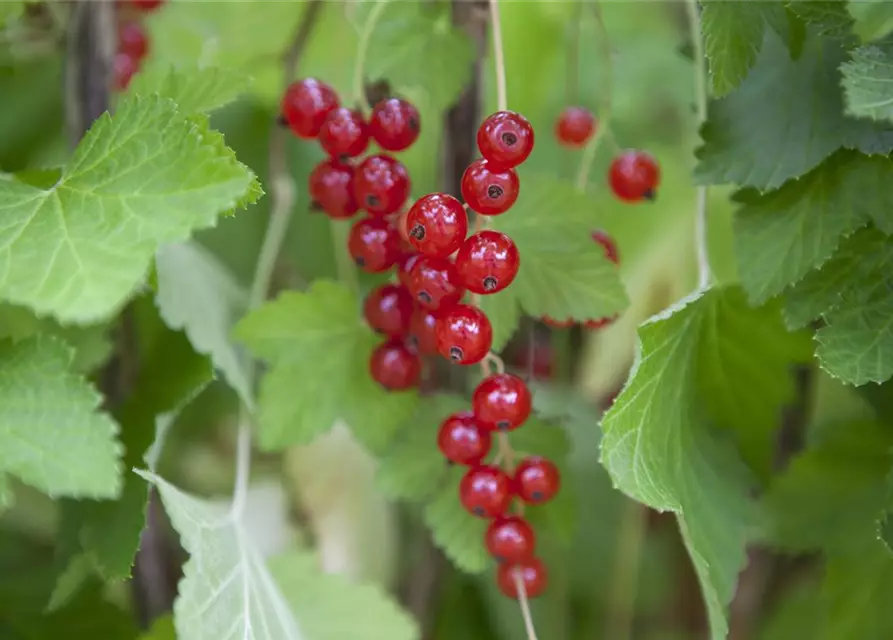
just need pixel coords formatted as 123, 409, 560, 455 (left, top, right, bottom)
0, 2, 23, 27
139, 615, 175, 640
820, 540, 893, 639
479, 174, 628, 351
129, 66, 252, 115
424, 465, 489, 574
695, 30, 893, 191
842, 43, 893, 124
849, 0, 893, 42
0, 336, 121, 499
235, 280, 417, 453
0, 95, 259, 323
785, 1, 855, 39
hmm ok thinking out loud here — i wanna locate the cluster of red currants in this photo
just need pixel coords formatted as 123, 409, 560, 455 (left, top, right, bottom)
113, 0, 164, 91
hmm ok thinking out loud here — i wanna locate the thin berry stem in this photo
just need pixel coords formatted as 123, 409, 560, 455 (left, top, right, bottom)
488, 0, 508, 113
513, 569, 540, 640
352, 0, 390, 114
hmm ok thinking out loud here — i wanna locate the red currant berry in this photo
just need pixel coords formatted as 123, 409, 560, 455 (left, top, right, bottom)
113, 53, 139, 91
405, 193, 468, 258
319, 107, 370, 159
437, 412, 491, 465
347, 217, 401, 272
369, 339, 421, 390
308, 159, 358, 219
406, 256, 465, 310
496, 558, 548, 599
455, 230, 519, 294
485, 516, 536, 563
541, 316, 574, 329
406, 307, 439, 355
370, 98, 420, 152
477, 110, 535, 170
354, 154, 411, 216
130, 0, 164, 11
363, 284, 414, 337
436, 304, 492, 365
472, 373, 532, 432
461, 159, 520, 216
396, 252, 420, 289
608, 150, 661, 202
118, 21, 149, 60
555, 106, 596, 147
459, 465, 512, 518
584, 315, 618, 330
514, 457, 560, 504
591, 229, 619, 264
281, 78, 339, 139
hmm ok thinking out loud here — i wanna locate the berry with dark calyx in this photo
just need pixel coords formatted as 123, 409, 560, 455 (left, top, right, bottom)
608, 150, 661, 202
591, 229, 619, 264
459, 465, 513, 518
130, 0, 164, 11
369, 339, 421, 391
461, 159, 520, 216
486, 516, 536, 563
435, 304, 492, 365
477, 110, 535, 169
113, 53, 139, 91
354, 154, 411, 216
555, 106, 596, 147
472, 373, 532, 432
497, 557, 548, 599
347, 217, 401, 272
584, 315, 618, 330
319, 107, 370, 159
118, 21, 149, 60
406, 256, 465, 310
396, 252, 420, 288
406, 307, 439, 355
363, 284, 414, 337
405, 193, 468, 258
281, 78, 339, 139
514, 456, 560, 504
455, 230, 519, 294
308, 159, 358, 219
370, 98, 421, 152
437, 412, 491, 465
541, 316, 574, 329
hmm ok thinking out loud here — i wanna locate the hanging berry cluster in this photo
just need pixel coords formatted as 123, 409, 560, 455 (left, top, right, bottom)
113, 0, 164, 92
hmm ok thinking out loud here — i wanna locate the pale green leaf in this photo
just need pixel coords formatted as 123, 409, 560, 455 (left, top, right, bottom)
842, 43, 893, 122
139, 615, 176, 640
0, 95, 258, 323
0, 2, 23, 27
820, 541, 893, 639
424, 466, 489, 574
849, 0, 893, 42
129, 66, 252, 114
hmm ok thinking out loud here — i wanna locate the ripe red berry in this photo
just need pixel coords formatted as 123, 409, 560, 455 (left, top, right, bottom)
118, 21, 149, 60
309, 159, 358, 219
477, 110, 535, 170
406, 307, 439, 355
354, 154, 411, 216
472, 373, 532, 431
541, 316, 574, 329
555, 106, 596, 147
436, 304, 493, 365
584, 315, 618, 330
455, 230, 519, 294
591, 229, 619, 264
459, 465, 512, 518
461, 159, 520, 216
370, 98, 420, 152
396, 253, 420, 289
496, 557, 548, 599
319, 107, 370, 159
608, 150, 661, 202
363, 284, 414, 337
485, 516, 536, 563
369, 339, 421, 391
437, 412, 491, 465
406, 256, 465, 310
281, 78, 339, 139
347, 217, 401, 272
130, 0, 164, 11
405, 193, 468, 258
514, 457, 560, 504
113, 53, 139, 91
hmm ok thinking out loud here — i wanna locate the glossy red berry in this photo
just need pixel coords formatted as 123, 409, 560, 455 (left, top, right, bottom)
369, 339, 421, 390
281, 78, 339, 139
396, 253, 420, 289
584, 315, 618, 330
406, 307, 439, 355
608, 150, 661, 202
485, 516, 536, 563
514, 457, 560, 504
406, 256, 465, 310
363, 284, 414, 337
130, 0, 164, 11
591, 229, 619, 264
461, 159, 520, 216
405, 193, 468, 258
309, 159, 358, 219
113, 53, 139, 91
455, 230, 519, 294
354, 154, 411, 216
118, 21, 149, 60
555, 106, 596, 147
437, 412, 491, 465
436, 304, 493, 365
477, 110, 535, 170
497, 558, 548, 599
347, 217, 401, 272
472, 373, 532, 431
459, 465, 513, 518
370, 98, 420, 152
319, 107, 369, 158
541, 316, 574, 329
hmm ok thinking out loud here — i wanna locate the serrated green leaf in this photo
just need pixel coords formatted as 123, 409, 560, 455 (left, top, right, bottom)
129, 66, 252, 115
0, 95, 258, 323
0, 336, 121, 499
695, 30, 893, 190
842, 43, 893, 123
235, 280, 417, 453
820, 540, 893, 639
479, 174, 628, 351
785, 1, 855, 39
424, 466, 489, 574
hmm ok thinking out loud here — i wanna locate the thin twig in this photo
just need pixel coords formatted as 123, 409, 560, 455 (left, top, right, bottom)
352, 0, 390, 114
513, 570, 540, 640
